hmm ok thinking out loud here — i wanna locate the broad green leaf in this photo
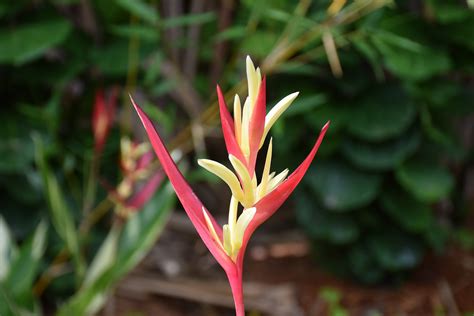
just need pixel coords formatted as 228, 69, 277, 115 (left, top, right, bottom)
34, 136, 84, 278
0, 216, 15, 282
241, 31, 278, 59
380, 187, 432, 233
214, 26, 247, 42
0, 19, 72, 65
295, 195, 359, 244
351, 37, 384, 79
396, 160, 454, 203
371, 30, 451, 81
341, 130, 420, 170
92, 41, 130, 76
4, 221, 47, 306
284, 93, 327, 117
57, 185, 175, 316
116, 0, 159, 25
369, 231, 424, 271
304, 104, 348, 135
306, 161, 382, 212
347, 85, 416, 141
409, 80, 461, 108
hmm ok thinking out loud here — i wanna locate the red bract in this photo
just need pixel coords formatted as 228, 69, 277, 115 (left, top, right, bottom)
131, 56, 329, 315
92, 88, 117, 155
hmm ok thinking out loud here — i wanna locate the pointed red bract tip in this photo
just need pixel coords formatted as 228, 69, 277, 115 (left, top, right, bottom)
216, 85, 247, 166
130, 96, 233, 269
254, 120, 329, 225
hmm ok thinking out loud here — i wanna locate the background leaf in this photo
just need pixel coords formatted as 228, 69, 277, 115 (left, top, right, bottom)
0, 19, 71, 65
396, 160, 454, 203
306, 160, 382, 212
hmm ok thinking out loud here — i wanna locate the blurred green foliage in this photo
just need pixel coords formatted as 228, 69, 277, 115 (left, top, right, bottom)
0, 1, 473, 313
283, 1, 473, 283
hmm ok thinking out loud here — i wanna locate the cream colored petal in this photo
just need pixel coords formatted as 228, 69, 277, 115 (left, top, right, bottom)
202, 207, 224, 250
233, 207, 256, 250
198, 159, 244, 201
233, 95, 242, 146
228, 195, 238, 236
267, 169, 289, 192
223, 224, 232, 256
260, 92, 300, 148
257, 138, 273, 199
246, 56, 257, 106
240, 96, 251, 157
229, 155, 254, 207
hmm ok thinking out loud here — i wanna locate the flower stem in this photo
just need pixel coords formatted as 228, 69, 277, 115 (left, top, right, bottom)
228, 269, 245, 316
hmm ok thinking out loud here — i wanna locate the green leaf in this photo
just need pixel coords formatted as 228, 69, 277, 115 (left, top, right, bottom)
0, 19, 72, 65
348, 242, 385, 284
396, 160, 454, 203
92, 41, 130, 76
304, 104, 348, 135
82, 227, 119, 288
0, 216, 15, 282
380, 187, 432, 233
240, 31, 278, 59
214, 26, 247, 42
34, 136, 84, 278
0, 120, 35, 173
116, 0, 159, 25
162, 12, 215, 28
57, 185, 174, 316
347, 85, 417, 141
426, 0, 471, 23
369, 231, 424, 271
4, 221, 47, 306
319, 287, 342, 304
110, 24, 159, 42
306, 161, 382, 212
341, 130, 420, 170
371, 31, 451, 81
295, 194, 359, 244
116, 184, 174, 274
284, 93, 327, 117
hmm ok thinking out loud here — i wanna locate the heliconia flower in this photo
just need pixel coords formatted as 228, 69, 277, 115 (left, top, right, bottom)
131, 56, 329, 316
111, 137, 163, 216
92, 88, 117, 155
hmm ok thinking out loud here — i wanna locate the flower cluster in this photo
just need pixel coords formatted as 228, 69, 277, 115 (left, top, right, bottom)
131, 56, 329, 315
